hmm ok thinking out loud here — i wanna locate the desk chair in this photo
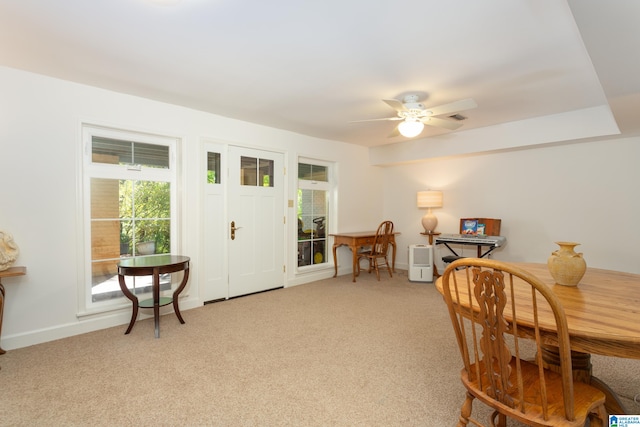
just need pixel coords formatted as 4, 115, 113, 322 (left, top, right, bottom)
358, 220, 394, 281
441, 258, 607, 427
443, 255, 465, 264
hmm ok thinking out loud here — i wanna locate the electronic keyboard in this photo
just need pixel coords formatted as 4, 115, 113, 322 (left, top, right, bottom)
435, 234, 506, 247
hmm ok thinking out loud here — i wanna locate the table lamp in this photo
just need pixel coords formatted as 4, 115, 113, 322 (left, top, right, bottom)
417, 190, 443, 233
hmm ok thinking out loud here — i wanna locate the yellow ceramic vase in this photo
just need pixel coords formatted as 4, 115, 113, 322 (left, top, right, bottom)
547, 241, 586, 287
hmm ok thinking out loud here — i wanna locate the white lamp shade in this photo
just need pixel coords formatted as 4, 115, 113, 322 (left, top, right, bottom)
398, 119, 425, 138
416, 190, 443, 208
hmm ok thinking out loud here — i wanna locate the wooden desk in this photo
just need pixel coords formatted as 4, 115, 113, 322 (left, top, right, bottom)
436, 262, 640, 415
0, 266, 26, 356
330, 232, 398, 282
117, 255, 190, 338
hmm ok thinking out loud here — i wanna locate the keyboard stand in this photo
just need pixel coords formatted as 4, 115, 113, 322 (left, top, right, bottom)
434, 235, 507, 276
440, 241, 502, 259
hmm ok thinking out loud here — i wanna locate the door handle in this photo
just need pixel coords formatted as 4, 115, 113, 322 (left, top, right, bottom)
230, 221, 242, 240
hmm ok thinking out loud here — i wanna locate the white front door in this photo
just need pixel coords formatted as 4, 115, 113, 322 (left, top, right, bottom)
229, 146, 286, 297
202, 144, 285, 300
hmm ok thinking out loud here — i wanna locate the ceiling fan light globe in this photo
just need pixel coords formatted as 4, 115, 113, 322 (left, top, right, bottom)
398, 120, 424, 138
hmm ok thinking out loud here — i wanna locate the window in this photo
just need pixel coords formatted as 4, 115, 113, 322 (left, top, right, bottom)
297, 160, 333, 268
80, 125, 178, 313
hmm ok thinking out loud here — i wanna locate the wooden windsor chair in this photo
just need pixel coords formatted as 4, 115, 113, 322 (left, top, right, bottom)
441, 258, 607, 427
358, 220, 394, 281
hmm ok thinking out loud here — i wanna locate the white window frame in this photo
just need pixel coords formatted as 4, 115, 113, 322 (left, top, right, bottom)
296, 157, 336, 272
77, 124, 179, 317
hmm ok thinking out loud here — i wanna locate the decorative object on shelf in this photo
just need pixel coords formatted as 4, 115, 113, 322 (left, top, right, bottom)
417, 190, 443, 234
461, 219, 478, 235
0, 230, 19, 272
547, 241, 586, 287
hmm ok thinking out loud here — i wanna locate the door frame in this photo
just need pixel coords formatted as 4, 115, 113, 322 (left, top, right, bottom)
200, 139, 288, 302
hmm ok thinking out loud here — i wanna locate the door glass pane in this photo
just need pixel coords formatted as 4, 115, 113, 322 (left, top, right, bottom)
207, 152, 221, 184
240, 156, 274, 187
240, 156, 257, 186
259, 159, 274, 187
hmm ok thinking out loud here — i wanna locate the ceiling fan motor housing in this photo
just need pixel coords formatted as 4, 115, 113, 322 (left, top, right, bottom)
405, 103, 425, 111
402, 94, 425, 111
403, 94, 421, 103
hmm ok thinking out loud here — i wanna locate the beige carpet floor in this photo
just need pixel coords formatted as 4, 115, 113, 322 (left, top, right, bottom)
1, 269, 638, 426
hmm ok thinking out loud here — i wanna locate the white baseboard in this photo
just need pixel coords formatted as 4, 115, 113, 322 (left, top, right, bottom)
2, 263, 417, 351
288, 267, 336, 287
2, 297, 202, 351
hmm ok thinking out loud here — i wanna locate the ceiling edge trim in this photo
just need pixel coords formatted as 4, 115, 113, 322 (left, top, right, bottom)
368, 105, 620, 166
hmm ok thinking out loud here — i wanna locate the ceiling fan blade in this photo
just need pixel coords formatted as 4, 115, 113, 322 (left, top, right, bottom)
382, 98, 407, 113
421, 116, 463, 130
350, 117, 403, 123
387, 125, 401, 138
424, 98, 477, 117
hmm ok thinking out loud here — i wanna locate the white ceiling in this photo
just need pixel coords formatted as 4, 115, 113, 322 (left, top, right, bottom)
1, 0, 639, 147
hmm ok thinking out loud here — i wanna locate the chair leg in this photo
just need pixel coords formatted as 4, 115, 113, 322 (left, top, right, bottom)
356, 256, 368, 276
457, 392, 474, 427
490, 411, 507, 427
588, 405, 607, 427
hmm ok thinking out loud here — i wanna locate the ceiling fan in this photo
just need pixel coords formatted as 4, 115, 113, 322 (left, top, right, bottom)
354, 94, 478, 138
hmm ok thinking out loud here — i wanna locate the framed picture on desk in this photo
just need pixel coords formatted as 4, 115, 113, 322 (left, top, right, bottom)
461, 219, 478, 235
460, 218, 501, 236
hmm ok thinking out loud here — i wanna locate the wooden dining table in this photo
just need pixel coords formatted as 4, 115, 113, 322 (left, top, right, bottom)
436, 262, 640, 415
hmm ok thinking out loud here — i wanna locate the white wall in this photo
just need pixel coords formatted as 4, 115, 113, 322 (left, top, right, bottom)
0, 66, 384, 350
382, 137, 640, 275
3, 64, 638, 352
